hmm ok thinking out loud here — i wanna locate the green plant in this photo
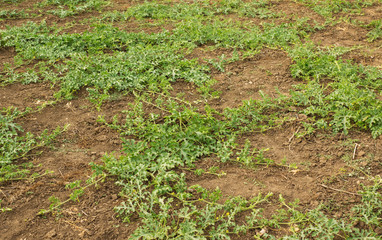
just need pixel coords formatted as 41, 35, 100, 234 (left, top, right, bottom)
288, 44, 382, 137
366, 19, 382, 42
0, 107, 66, 182
38, 0, 108, 17
38, 172, 106, 216
84, 92, 304, 237
352, 176, 382, 229
0, 199, 12, 212
1, 0, 24, 3
101, 0, 277, 23
55, 46, 211, 100
279, 177, 382, 238
295, 0, 377, 22
0, 10, 28, 19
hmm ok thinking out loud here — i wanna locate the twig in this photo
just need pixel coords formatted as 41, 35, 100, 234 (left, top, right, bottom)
288, 127, 301, 143
146, 89, 192, 107
62, 219, 88, 232
288, 127, 300, 151
38, 173, 107, 216
319, 184, 361, 196
58, 169, 64, 178
352, 143, 359, 160
0, 189, 7, 198
132, 91, 171, 113
347, 165, 370, 179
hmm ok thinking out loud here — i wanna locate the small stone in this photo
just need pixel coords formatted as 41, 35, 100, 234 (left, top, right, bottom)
78, 230, 85, 238
298, 114, 307, 120
45, 229, 57, 238
358, 151, 366, 157
334, 212, 342, 218
310, 201, 319, 207
258, 228, 267, 236
360, 161, 368, 167
96, 135, 108, 141
79, 229, 93, 237
319, 157, 327, 164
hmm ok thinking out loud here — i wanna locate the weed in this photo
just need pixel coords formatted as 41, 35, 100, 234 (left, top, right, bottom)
0, 199, 12, 212
296, 0, 377, 22
38, 0, 108, 17
38, 172, 106, 216
1, 0, 24, 3
288, 44, 382, 137
366, 19, 382, 42
1, 16, 310, 103
87, 95, 302, 237
352, 177, 382, 229
0, 107, 66, 182
101, 0, 278, 23
0, 10, 28, 19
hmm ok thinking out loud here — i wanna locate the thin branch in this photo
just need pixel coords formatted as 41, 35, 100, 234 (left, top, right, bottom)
319, 184, 361, 196
288, 126, 300, 151
352, 143, 359, 160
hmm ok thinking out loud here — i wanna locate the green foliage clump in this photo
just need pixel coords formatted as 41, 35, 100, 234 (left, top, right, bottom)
92, 96, 287, 238
216, 0, 278, 18
366, 19, 382, 42
1, 23, 131, 60
295, 0, 377, 21
38, 0, 108, 17
55, 46, 211, 99
0, 18, 310, 102
121, 1, 214, 20
281, 177, 382, 239
288, 44, 382, 137
352, 178, 382, 229
0, 23, 213, 100
0, 10, 28, 19
0, 108, 64, 182
0, 109, 33, 181
91, 96, 382, 238
102, 0, 277, 22
172, 19, 308, 50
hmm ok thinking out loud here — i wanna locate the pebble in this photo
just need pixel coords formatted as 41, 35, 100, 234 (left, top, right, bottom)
45, 229, 57, 238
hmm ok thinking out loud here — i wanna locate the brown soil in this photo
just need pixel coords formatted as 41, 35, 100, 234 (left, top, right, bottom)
311, 22, 370, 47
1, 0, 382, 239
212, 48, 296, 109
